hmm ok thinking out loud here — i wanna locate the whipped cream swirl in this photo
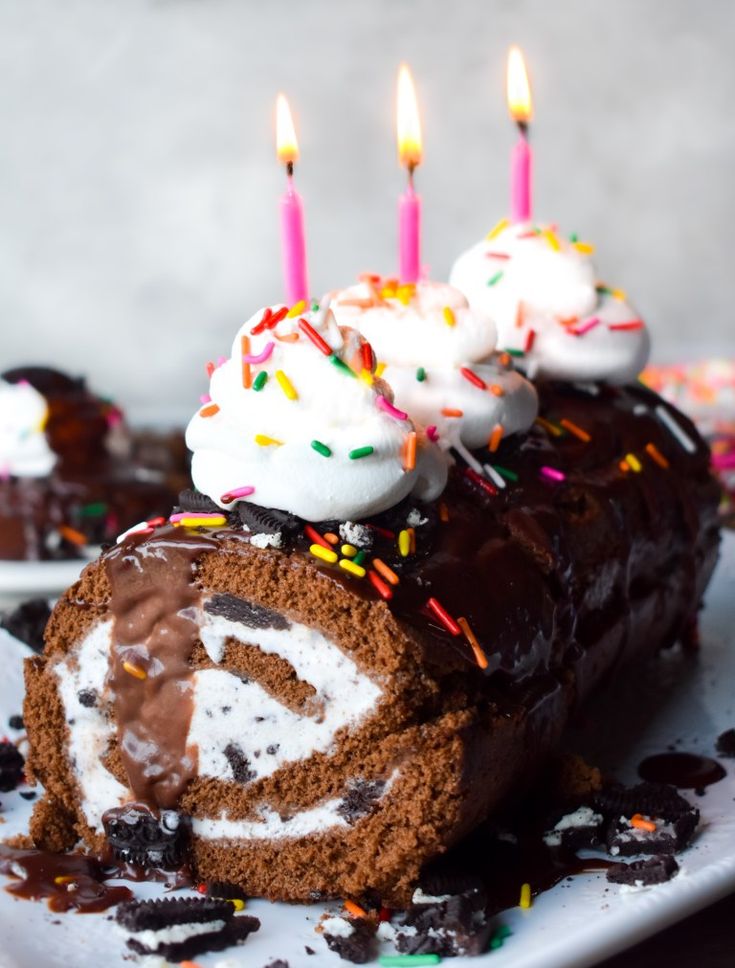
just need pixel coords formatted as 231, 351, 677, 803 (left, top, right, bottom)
330, 279, 538, 450
450, 221, 650, 384
185, 304, 448, 521
0, 379, 55, 477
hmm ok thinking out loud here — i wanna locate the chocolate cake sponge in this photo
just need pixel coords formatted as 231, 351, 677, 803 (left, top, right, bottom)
22, 383, 720, 904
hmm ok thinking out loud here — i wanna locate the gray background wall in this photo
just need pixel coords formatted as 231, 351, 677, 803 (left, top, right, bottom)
1, 0, 733, 424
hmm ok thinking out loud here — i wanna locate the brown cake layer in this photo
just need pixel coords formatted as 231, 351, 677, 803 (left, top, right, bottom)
22, 382, 720, 904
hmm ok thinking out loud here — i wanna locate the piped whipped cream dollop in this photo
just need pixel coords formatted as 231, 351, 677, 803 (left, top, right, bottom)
185, 303, 448, 521
329, 278, 538, 450
0, 379, 55, 477
449, 221, 650, 384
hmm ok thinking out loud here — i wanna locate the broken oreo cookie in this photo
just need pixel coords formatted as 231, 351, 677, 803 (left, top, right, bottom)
103, 804, 188, 869
322, 915, 377, 964
0, 741, 24, 792
175, 489, 221, 514
393, 885, 492, 957
607, 854, 679, 887
1, 598, 51, 653
237, 502, 302, 540
716, 728, 735, 758
116, 896, 259, 961
593, 782, 699, 855
543, 805, 604, 851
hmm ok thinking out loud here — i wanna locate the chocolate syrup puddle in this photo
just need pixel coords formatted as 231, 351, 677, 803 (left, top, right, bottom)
638, 752, 726, 789
104, 526, 218, 809
0, 845, 133, 913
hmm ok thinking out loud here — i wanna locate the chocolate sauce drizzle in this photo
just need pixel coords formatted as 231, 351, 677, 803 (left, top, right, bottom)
105, 527, 218, 809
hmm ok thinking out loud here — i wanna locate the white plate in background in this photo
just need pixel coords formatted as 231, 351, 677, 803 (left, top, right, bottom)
0, 535, 733, 968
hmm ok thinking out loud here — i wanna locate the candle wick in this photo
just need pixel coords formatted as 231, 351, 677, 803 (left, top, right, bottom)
286, 160, 294, 178
516, 120, 529, 140
407, 163, 416, 188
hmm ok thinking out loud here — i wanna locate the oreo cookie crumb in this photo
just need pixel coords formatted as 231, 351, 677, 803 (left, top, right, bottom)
20, 791, 36, 801
176, 489, 220, 514
716, 728, 735, 758
1, 598, 51, 653
205, 593, 290, 631
337, 779, 385, 824
77, 689, 97, 708
263, 962, 290, 968
305, 946, 315, 955
607, 854, 679, 886
8, 715, 24, 730
103, 804, 188, 869
0, 741, 25, 792
323, 916, 377, 964
224, 743, 256, 784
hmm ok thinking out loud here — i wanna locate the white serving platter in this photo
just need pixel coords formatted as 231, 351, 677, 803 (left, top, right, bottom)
0, 534, 733, 968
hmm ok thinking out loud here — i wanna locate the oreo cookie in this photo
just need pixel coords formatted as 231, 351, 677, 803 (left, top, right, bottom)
607, 854, 679, 886
205, 593, 290, 631
206, 881, 247, 900
102, 804, 188, 869
116, 896, 259, 961
0, 741, 24, 792
1, 598, 51, 653
322, 915, 377, 964
542, 805, 605, 851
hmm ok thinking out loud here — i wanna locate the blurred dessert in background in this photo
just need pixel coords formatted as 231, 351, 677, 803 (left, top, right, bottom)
0, 366, 189, 561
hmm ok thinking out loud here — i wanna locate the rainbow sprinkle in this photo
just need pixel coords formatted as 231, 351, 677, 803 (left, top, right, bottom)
540, 465, 566, 483
254, 434, 283, 447
252, 371, 268, 391
243, 341, 274, 365
311, 440, 332, 458
309, 544, 338, 564
275, 370, 298, 400
340, 559, 366, 578
349, 446, 374, 460
220, 485, 255, 504
487, 271, 504, 287
416, 367, 426, 382
426, 597, 461, 636
443, 306, 456, 327
376, 395, 408, 421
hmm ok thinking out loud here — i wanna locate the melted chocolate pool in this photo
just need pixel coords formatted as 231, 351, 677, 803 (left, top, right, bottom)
0, 845, 133, 913
638, 752, 726, 789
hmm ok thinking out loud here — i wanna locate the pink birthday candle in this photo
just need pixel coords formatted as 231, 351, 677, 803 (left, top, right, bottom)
506, 46, 533, 223
396, 64, 423, 284
276, 94, 309, 306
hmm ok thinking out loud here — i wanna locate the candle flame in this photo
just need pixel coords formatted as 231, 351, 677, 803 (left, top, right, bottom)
276, 93, 299, 165
397, 64, 422, 170
506, 46, 532, 124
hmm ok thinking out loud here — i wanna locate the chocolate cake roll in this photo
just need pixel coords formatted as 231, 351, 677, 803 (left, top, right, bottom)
0, 367, 188, 560
22, 301, 719, 905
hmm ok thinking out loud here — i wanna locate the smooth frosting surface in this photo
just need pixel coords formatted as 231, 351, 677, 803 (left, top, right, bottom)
330, 279, 538, 450
449, 221, 650, 384
185, 303, 448, 521
0, 379, 55, 477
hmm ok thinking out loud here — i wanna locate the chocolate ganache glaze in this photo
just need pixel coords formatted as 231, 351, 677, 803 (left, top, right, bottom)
94, 381, 720, 813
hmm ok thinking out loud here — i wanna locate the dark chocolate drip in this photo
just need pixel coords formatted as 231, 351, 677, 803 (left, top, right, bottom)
638, 752, 726, 789
0, 844, 133, 913
105, 526, 218, 809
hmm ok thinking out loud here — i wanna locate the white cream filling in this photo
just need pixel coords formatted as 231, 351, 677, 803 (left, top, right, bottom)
119, 918, 227, 949
321, 916, 355, 938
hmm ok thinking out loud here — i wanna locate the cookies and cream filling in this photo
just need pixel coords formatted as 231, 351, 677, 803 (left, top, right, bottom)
54, 597, 388, 840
